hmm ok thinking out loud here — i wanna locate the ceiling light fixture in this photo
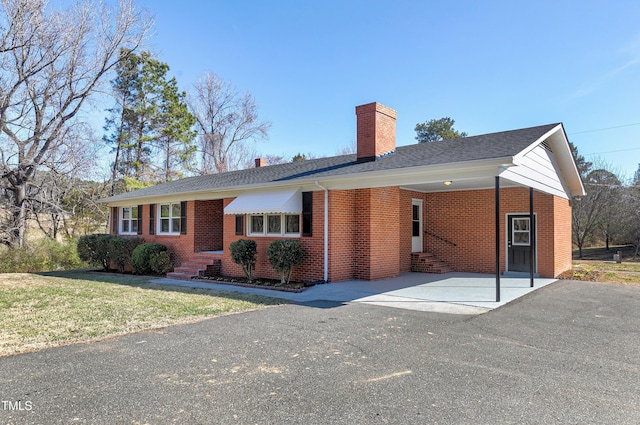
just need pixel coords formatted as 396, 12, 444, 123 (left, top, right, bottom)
443, 181, 453, 186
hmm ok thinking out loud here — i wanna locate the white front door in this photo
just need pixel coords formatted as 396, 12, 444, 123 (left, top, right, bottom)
411, 199, 423, 253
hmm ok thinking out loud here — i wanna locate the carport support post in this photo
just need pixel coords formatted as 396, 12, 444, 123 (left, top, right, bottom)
529, 187, 535, 288
495, 176, 500, 302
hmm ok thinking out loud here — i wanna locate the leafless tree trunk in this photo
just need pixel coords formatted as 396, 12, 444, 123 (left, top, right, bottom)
189, 72, 270, 174
0, 0, 151, 247
572, 166, 623, 258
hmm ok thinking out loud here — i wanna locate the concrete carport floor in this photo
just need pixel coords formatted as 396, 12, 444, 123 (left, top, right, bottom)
156, 272, 558, 315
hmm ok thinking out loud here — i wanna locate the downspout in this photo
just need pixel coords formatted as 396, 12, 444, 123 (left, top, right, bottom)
315, 181, 329, 282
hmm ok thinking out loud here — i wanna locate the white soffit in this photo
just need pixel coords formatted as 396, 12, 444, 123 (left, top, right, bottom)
224, 188, 302, 215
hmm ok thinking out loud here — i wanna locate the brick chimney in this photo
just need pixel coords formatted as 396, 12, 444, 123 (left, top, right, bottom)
255, 157, 266, 168
355, 102, 397, 162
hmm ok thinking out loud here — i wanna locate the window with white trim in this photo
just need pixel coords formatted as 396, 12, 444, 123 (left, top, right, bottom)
247, 214, 300, 236
120, 206, 138, 234
158, 202, 181, 234
512, 218, 530, 246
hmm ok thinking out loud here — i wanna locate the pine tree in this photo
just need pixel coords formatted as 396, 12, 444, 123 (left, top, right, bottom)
104, 50, 196, 191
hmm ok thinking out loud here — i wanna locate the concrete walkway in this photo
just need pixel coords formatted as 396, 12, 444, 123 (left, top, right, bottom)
154, 272, 557, 314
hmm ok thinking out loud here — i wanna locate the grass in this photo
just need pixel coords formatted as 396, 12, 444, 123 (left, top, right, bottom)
0, 270, 284, 358
567, 245, 640, 286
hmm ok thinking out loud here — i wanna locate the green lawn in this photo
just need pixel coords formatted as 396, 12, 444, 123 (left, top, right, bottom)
0, 270, 283, 357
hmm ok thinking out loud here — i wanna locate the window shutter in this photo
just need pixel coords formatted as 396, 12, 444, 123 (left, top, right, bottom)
302, 191, 312, 237
235, 215, 244, 235
137, 205, 143, 235
111, 207, 118, 234
180, 201, 187, 235
149, 204, 155, 235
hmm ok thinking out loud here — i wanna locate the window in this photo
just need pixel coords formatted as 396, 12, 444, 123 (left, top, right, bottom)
412, 204, 420, 237
285, 215, 300, 234
267, 215, 281, 234
159, 202, 181, 234
247, 214, 300, 237
120, 206, 138, 234
512, 218, 530, 246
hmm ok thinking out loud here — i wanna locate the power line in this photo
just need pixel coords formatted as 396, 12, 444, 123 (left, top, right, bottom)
569, 122, 640, 135
584, 147, 640, 156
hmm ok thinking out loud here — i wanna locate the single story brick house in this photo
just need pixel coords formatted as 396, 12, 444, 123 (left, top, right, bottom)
101, 102, 585, 283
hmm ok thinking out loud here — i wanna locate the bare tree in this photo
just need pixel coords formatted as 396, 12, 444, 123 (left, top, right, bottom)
572, 166, 623, 258
189, 72, 270, 174
0, 0, 151, 247
30, 124, 108, 239
615, 185, 640, 258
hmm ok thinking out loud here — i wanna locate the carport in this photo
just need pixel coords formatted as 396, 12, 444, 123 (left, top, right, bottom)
399, 123, 585, 301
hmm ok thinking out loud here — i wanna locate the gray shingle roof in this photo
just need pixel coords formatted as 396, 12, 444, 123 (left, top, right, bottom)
101, 123, 560, 203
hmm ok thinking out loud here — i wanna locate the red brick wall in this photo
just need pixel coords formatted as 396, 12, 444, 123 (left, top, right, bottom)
553, 196, 573, 276
147, 201, 196, 267
110, 184, 572, 281
194, 200, 223, 252
112, 201, 224, 268
423, 187, 572, 278
354, 187, 401, 280
355, 102, 397, 160
424, 190, 495, 274
220, 192, 325, 283
221, 186, 401, 283
328, 190, 356, 281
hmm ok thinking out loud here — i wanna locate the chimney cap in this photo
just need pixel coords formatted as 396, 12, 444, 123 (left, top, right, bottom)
355, 102, 397, 119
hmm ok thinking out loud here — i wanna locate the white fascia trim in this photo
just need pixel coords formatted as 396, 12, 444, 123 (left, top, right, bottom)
104, 157, 517, 207
303, 157, 517, 191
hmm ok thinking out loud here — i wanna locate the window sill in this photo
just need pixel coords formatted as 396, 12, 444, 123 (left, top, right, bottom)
246, 234, 301, 238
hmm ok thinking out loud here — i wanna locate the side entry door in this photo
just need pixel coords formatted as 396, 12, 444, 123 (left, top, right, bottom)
507, 215, 535, 272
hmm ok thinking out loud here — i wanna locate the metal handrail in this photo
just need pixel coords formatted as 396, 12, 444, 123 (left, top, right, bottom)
424, 230, 457, 247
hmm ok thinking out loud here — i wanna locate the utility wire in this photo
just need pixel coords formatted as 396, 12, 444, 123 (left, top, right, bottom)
569, 122, 640, 135
568, 122, 640, 156
585, 147, 640, 156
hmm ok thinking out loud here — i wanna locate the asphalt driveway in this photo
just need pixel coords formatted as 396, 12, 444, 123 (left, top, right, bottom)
1, 280, 640, 424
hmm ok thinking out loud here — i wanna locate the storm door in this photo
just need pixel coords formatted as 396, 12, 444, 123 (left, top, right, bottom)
412, 199, 423, 253
507, 214, 536, 272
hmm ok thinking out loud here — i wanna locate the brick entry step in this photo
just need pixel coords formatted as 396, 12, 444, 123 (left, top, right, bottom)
411, 252, 453, 274
166, 253, 222, 281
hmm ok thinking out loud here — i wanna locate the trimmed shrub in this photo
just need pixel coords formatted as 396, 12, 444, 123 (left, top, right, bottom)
131, 243, 168, 275
77, 234, 143, 272
229, 239, 257, 283
149, 250, 174, 275
267, 239, 304, 284
109, 236, 144, 273
77, 234, 112, 271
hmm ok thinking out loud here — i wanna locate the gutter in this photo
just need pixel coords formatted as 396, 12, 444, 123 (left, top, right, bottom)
314, 181, 329, 283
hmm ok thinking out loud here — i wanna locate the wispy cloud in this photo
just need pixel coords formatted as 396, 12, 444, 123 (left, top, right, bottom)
569, 33, 640, 99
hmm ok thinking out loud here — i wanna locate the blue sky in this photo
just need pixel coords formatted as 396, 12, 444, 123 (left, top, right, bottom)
132, 0, 640, 180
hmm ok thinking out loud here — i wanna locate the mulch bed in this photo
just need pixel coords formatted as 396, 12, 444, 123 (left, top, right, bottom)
196, 276, 317, 293
558, 268, 602, 282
